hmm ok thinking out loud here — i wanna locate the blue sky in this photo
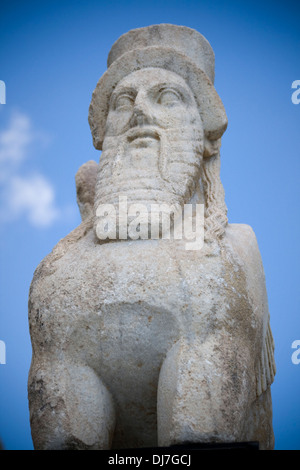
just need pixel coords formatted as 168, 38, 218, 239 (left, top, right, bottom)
0, 0, 299, 450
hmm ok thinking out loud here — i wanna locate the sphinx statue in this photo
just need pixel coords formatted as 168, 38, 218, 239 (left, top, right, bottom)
28, 24, 275, 450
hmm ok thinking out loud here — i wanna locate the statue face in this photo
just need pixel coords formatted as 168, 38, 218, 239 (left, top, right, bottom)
97, 68, 204, 203
105, 67, 201, 142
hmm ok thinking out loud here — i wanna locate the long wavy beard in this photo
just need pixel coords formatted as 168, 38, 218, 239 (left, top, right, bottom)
93, 126, 204, 242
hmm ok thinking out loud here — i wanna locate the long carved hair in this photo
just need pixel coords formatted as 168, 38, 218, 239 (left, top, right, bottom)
201, 144, 228, 244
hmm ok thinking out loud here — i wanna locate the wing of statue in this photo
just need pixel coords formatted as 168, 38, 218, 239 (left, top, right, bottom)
225, 224, 276, 397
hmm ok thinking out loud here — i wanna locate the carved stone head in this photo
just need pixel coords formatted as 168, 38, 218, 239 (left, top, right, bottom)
88, 25, 229, 243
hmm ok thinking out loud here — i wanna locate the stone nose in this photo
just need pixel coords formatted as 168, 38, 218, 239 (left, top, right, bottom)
130, 91, 151, 127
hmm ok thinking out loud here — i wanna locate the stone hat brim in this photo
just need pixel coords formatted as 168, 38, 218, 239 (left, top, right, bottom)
88, 46, 228, 150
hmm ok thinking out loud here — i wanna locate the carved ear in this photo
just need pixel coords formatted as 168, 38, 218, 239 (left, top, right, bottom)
203, 137, 221, 159
75, 160, 98, 221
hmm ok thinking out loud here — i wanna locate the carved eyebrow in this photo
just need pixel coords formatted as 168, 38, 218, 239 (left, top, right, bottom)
109, 81, 194, 109
110, 87, 136, 109
151, 83, 193, 103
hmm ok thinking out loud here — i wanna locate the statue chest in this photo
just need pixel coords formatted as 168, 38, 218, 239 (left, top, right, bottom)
31, 235, 255, 391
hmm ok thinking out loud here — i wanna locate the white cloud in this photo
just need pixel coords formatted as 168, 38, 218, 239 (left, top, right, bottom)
0, 111, 61, 227
0, 112, 33, 181
6, 175, 60, 227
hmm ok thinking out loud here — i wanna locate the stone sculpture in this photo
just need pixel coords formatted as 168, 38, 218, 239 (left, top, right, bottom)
28, 24, 276, 450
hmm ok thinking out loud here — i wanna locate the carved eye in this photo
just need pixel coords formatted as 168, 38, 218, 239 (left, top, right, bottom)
158, 89, 182, 106
115, 94, 134, 111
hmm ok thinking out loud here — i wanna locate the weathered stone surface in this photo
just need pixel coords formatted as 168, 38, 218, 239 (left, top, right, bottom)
28, 24, 275, 450
75, 160, 98, 221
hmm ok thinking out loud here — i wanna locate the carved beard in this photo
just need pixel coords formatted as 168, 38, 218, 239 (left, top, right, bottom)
94, 125, 204, 241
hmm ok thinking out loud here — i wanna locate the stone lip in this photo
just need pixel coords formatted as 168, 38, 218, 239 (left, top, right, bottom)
126, 126, 160, 143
